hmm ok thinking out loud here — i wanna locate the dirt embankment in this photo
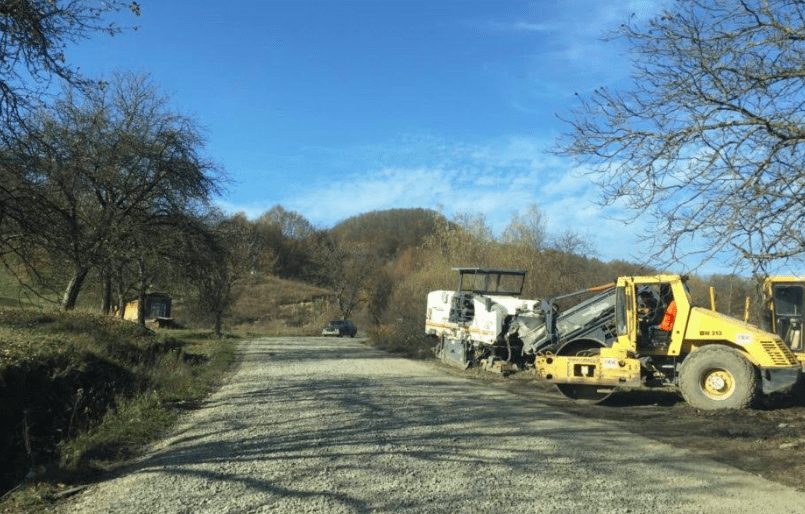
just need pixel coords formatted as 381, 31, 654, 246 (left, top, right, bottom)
0, 310, 235, 503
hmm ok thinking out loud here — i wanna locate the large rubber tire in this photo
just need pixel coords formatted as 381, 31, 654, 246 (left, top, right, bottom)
678, 345, 759, 410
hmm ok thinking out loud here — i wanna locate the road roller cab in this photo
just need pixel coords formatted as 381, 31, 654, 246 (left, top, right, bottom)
763, 276, 805, 369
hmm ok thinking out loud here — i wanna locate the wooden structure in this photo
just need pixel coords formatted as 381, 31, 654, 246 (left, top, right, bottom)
121, 292, 172, 322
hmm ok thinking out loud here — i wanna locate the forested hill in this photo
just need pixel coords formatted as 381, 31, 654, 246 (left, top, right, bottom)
0, 201, 758, 337
330, 208, 444, 259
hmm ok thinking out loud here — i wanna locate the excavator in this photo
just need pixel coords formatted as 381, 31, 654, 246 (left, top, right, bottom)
426, 268, 801, 410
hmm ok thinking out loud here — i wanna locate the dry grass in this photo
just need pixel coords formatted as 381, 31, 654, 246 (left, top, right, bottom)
366, 322, 435, 359
233, 315, 333, 338
229, 274, 336, 335
0, 312, 237, 511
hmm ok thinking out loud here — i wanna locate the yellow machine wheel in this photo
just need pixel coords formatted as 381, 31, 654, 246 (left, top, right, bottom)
678, 345, 759, 410
700, 368, 735, 400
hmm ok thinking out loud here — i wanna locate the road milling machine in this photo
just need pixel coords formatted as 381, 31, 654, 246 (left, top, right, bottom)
425, 268, 801, 410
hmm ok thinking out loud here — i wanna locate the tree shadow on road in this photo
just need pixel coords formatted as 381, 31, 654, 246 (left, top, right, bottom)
81, 343, 796, 511
67, 338, 804, 512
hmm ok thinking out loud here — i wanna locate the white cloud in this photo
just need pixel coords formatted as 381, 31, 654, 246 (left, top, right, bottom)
215, 200, 272, 220
474, 0, 673, 114
483, 20, 554, 33
217, 134, 647, 262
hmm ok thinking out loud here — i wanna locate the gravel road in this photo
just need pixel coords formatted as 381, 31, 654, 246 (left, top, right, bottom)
62, 337, 805, 513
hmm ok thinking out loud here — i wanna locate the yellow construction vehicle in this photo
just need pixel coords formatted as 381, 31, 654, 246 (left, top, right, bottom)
536, 274, 801, 410
761, 276, 804, 369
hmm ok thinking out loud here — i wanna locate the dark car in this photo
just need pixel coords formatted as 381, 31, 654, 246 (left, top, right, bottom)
321, 319, 357, 337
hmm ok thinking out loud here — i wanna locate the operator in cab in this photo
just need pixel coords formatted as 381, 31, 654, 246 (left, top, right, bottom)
637, 290, 659, 346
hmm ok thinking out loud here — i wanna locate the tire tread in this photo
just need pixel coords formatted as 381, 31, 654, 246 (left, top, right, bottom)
678, 345, 759, 410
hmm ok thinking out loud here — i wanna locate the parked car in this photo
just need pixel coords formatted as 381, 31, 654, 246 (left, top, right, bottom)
322, 319, 357, 337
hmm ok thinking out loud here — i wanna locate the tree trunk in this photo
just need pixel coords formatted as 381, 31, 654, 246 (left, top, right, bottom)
115, 273, 127, 318
136, 258, 147, 328
214, 311, 223, 338
100, 270, 112, 315
61, 267, 89, 311
137, 287, 146, 327
116, 291, 126, 318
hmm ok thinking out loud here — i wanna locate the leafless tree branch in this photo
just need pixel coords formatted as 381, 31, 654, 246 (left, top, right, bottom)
556, 0, 804, 274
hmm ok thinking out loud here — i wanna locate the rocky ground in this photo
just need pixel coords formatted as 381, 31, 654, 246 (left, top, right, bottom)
60, 337, 805, 513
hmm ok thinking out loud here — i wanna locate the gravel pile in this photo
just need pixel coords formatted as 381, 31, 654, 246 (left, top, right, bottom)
62, 337, 805, 513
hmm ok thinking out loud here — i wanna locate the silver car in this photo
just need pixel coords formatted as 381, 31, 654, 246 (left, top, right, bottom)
322, 319, 357, 337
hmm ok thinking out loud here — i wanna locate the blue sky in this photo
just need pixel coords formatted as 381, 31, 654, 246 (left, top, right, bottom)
68, 0, 677, 265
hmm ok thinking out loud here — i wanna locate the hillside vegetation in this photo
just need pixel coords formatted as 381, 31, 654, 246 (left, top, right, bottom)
0, 310, 236, 505
0, 202, 760, 341
228, 275, 335, 336
151, 205, 760, 350
331, 208, 443, 259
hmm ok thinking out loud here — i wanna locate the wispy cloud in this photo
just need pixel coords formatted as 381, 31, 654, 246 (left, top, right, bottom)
217, 134, 647, 262
478, 1, 665, 42
482, 20, 554, 33
471, 0, 672, 112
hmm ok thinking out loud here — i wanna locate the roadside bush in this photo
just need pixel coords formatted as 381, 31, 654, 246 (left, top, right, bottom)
0, 310, 236, 497
59, 392, 174, 471
367, 322, 435, 359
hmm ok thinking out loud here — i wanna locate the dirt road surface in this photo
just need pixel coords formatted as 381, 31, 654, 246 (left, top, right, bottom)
62, 337, 805, 513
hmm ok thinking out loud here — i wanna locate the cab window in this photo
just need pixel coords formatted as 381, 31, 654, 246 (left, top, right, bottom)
773, 285, 803, 316
615, 286, 627, 336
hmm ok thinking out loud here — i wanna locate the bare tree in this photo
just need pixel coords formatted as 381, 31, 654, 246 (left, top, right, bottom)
557, 0, 804, 274
549, 229, 594, 256
253, 206, 317, 278
0, 0, 139, 121
0, 74, 219, 310
452, 212, 494, 242
501, 203, 547, 250
257, 205, 315, 240
309, 235, 373, 320
366, 265, 392, 324
181, 213, 250, 337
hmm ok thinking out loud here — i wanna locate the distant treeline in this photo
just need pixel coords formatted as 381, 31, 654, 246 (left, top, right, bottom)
216, 204, 759, 349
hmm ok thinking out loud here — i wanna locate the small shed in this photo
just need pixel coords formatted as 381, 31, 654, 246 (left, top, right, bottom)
121, 292, 172, 322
